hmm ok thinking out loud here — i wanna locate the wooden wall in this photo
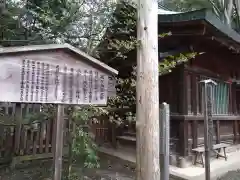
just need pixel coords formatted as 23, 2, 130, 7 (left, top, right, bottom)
158, 50, 240, 157
159, 67, 181, 114
178, 51, 240, 157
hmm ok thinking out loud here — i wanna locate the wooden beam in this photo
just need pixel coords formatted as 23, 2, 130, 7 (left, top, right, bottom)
170, 114, 240, 121
179, 120, 189, 156
136, 0, 160, 180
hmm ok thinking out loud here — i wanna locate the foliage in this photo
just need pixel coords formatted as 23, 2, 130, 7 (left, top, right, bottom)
0, 0, 117, 176
0, 0, 116, 52
65, 105, 110, 179
23, 104, 56, 124
69, 106, 108, 168
97, 0, 198, 123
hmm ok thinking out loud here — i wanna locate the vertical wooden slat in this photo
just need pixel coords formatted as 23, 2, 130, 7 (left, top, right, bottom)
0, 125, 4, 155
212, 82, 216, 114
26, 104, 31, 114
11, 103, 16, 118
27, 130, 34, 155
2, 128, 6, 156
39, 122, 45, 153
214, 82, 217, 114
22, 127, 28, 155
216, 120, 220, 144
229, 83, 232, 114
33, 131, 39, 155
45, 120, 51, 153
63, 118, 68, 146
4, 103, 8, 115
14, 103, 23, 155
219, 83, 223, 114
216, 81, 220, 114
51, 117, 57, 153
232, 83, 237, 114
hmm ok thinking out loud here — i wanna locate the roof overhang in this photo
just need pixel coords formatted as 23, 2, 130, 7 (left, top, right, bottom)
158, 9, 240, 52
0, 43, 118, 75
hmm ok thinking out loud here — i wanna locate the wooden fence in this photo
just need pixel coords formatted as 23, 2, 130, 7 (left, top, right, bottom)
0, 103, 70, 164
0, 103, 111, 164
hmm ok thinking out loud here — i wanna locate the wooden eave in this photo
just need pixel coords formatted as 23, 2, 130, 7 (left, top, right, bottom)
158, 9, 240, 53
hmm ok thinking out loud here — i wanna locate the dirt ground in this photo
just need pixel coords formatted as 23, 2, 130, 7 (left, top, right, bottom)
0, 157, 136, 180
1, 156, 237, 180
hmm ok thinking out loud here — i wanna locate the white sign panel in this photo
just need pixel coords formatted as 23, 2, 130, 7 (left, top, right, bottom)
0, 59, 111, 105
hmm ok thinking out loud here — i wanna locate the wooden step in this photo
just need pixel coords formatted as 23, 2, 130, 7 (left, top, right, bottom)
116, 135, 136, 142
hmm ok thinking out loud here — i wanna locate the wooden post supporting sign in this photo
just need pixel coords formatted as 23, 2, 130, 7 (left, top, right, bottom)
53, 105, 65, 180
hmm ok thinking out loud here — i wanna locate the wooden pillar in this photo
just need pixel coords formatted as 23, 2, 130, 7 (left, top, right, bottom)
192, 121, 198, 148
216, 120, 220, 144
233, 120, 239, 144
191, 74, 198, 148
136, 0, 160, 179
179, 120, 188, 157
179, 66, 189, 157
192, 74, 197, 115
180, 67, 188, 115
53, 105, 64, 180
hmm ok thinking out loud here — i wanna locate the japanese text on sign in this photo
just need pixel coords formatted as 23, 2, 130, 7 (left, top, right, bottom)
0, 59, 110, 105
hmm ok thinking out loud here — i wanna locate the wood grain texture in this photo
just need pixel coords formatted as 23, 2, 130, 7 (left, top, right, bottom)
53, 105, 64, 180
136, 0, 160, 179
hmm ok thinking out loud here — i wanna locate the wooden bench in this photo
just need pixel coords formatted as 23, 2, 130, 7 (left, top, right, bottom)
192, 143, 230, 167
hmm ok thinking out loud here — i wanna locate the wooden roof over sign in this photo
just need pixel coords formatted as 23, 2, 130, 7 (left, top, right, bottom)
0, 43, 118, 75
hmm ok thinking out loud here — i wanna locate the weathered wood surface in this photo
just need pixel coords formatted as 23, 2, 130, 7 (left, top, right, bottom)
0, 103, 69, 163
136, 0, 160, 179
0, 44, 118, 75
53, 105, 64, 180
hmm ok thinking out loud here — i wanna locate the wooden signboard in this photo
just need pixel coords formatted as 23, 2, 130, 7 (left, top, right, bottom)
0, 44, 118, 180
0, 45, 117, 105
